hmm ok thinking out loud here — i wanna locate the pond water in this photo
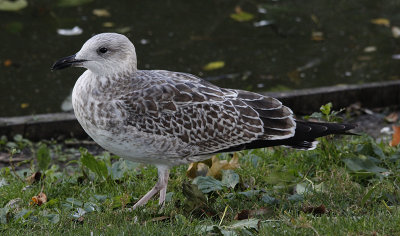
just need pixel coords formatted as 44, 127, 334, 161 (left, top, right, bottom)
1, 0, 400, 117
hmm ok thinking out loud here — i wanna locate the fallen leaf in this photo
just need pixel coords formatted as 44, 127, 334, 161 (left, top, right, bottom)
371, 18, 390, 27
364, 46, 377, 53
0, 0, 28, 11
102, 22, 114, 27
234, 207, 272, 220
310, 14, 319, 24
385, 112, 398, 123
58, 0, 93, 7
390, 126, 400, 146
230, 6, 254, 22
187, 154, 238, 179
31, 192, 47, 206
115, 26, 132, 34
392, 26, 400, 38
73, 216, 84, 224
186, 162, 209, 179
207, 154, 240, 179
4, 59, 12, 67
25, 172, 42, 184
357, 56, 372, 61
92, 9, 110, 17
302, 204, 326, 215
311, 31, 324, 41
20, 103, 29, 109
203, 61, 225, 71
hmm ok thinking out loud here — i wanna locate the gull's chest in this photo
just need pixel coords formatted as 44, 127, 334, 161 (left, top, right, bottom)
71, 72, 166, 162
72, 73, 127, 142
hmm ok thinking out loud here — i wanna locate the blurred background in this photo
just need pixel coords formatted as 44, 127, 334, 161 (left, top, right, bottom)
1, 0, 399, 117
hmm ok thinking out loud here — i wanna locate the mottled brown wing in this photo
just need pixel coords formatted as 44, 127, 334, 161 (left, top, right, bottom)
122, 71, 295, 156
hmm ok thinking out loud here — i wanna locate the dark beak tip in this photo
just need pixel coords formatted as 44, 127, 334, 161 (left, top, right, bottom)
51, 54, 77, 71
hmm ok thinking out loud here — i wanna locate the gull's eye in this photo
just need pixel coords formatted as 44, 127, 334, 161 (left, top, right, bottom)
98, 47, 108, 54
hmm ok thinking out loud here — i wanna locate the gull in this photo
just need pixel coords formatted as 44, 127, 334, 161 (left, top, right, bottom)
52, 33, 355, 210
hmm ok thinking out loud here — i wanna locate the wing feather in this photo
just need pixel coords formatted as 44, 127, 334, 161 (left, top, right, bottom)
122, 70, 296, 156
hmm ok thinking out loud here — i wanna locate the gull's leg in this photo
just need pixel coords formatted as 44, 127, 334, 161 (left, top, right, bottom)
158, 168, 170, 208
131, 165, 170, 210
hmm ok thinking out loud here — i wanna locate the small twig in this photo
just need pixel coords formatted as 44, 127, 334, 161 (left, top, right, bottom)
40, 183, 45, 193
309, 225, 320, 236
219, 205, 229, 226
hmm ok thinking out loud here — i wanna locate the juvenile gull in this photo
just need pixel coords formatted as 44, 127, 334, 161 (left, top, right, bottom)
52, 33, 355, 210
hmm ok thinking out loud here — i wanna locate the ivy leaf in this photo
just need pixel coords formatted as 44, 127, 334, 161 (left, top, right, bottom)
221, 170, 239, 189
193, 176, 223, 193
261, 194, 279, 205
80, 148, 108, 179
343, 156, 388, 174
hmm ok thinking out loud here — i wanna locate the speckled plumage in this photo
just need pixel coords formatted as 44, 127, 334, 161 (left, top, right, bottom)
53, 33, 355, 210
72, 69, 295, 166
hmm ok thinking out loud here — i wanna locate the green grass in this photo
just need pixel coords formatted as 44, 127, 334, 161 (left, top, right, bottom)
1, 134, 400, 235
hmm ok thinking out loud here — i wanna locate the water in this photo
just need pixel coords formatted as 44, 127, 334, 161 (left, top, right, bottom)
1, 0, 399, 117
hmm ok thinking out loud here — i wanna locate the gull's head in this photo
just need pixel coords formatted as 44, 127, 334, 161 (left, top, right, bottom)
52, 33, 137, 76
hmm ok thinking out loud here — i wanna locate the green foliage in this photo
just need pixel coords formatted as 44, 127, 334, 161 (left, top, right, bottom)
193, 176, 223, 193
79, 148, 108, 180
1, 134, 400, 234
305, 102, 344, 122
37, 144, 51, 171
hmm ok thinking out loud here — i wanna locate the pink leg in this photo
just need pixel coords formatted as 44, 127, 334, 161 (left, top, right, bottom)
158, 171, 169, 207
131, 165, 170, 210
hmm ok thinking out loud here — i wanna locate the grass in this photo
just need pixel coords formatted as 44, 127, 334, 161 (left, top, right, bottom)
0, 132, 400, 235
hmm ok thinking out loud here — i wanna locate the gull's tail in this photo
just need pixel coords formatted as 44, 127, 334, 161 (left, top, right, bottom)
215, 120, 357, 153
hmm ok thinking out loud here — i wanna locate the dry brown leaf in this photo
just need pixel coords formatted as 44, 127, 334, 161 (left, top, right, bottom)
207, 153, 240, 179
234, 6, 242, 14
73, 216, 84, 224
25, 172, 42, 184
103, 22, 114, 27
92, 9, 111, 17
186, 162, 209, 179
4, 59, 12, 67
30, 192, 47, 206
385, 112, 398, 123
20, 103, 29, 109
311, 31, 324, 41
310, 14, 319, 24
302, 204, 327, 215
390, 126, 400, 146
187, 154, 239, 179
371, 18, 390, 27
234, 207, 272, 220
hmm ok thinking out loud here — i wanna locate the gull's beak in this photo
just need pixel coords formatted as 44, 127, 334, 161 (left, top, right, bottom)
51, 54, 87, 71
